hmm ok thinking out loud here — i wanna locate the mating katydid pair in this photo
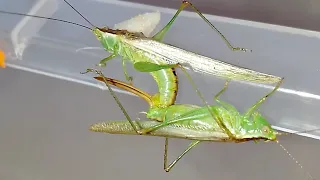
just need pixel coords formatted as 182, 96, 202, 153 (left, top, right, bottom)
0, 0, 316, 179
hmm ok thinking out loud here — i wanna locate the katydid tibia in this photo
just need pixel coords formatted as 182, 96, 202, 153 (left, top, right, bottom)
87, 69, 316, 180
0, 0, 282, 110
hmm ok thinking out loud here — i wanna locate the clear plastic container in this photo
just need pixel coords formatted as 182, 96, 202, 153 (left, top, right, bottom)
1, 0, 320, 139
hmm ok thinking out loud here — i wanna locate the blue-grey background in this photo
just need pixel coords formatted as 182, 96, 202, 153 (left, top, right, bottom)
0, 0, 320, 179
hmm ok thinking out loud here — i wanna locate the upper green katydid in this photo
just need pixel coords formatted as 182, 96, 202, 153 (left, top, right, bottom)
0, 0, 282, 110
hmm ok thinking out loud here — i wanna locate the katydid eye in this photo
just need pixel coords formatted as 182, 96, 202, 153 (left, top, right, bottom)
96, 34, 102, 40
262, 126, 270, 134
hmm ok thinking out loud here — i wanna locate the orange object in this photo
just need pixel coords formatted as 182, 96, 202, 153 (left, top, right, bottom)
0, 50, 5, 68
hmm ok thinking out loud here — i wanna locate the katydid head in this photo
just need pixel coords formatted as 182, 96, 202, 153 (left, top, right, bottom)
92, 28, 104, 41
92, 28, 119, 53
240, 112, 277, 141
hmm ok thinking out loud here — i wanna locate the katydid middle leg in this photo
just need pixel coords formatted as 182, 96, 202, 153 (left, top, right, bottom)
213, 80, 238, 114
163, 137, 200, 172
152, 1, 251, 52
212, 80, 240, 129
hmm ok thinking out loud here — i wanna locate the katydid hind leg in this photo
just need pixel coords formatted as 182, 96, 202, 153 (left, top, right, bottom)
82, 68, 142, 133
152, 1, 186, 41
163, 138, 201, 172
244, 78, 284, 118
153, 1, 251, 52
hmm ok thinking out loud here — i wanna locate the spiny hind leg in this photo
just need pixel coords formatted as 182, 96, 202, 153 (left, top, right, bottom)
163, 138, 200, 172
81, 68, 142, 133
245, 78, 284, 117
152, 1, 251, 52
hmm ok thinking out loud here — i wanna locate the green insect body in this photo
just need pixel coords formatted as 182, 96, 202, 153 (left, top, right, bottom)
87, 72, 286, 173
92, 75, 280, 142
89, 73, 315, 179
89, 0, 282, 86
91, 104, 277, 142
0, 0, 283, 109
89, 0, 283, 110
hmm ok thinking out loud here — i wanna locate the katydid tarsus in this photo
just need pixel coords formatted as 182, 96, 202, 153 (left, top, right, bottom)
85, 68, 315, 179
0, 0, 282, 109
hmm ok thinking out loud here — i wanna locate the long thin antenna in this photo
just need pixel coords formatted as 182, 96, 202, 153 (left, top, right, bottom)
278, 128, 320, 137
62, 0, 95, 27
276, 140, 314, 180
0, 10, 91, 30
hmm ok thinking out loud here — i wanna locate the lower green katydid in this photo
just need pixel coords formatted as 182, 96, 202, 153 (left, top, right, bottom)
86, 65, 283, 138
85, 69, 315, 179
1, 0, 282, 109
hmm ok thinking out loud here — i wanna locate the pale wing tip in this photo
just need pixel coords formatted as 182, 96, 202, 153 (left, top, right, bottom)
89, 122, 107, 132
114, 11, 161, 37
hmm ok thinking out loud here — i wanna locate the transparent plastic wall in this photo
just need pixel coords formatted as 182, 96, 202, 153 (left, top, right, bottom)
1, 0, 320, 139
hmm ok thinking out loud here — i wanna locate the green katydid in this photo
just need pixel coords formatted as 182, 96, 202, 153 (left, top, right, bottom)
85, 69, 315, 180
0, 0, 282, 110
86, 65, 283, 137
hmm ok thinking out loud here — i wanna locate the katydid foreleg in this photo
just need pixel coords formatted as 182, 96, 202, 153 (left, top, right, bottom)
213, 80, 240, 119
97, 53, 117, 67
152, 1, 251, 52
244, 78, 284, 118
96, 40, 133, 84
